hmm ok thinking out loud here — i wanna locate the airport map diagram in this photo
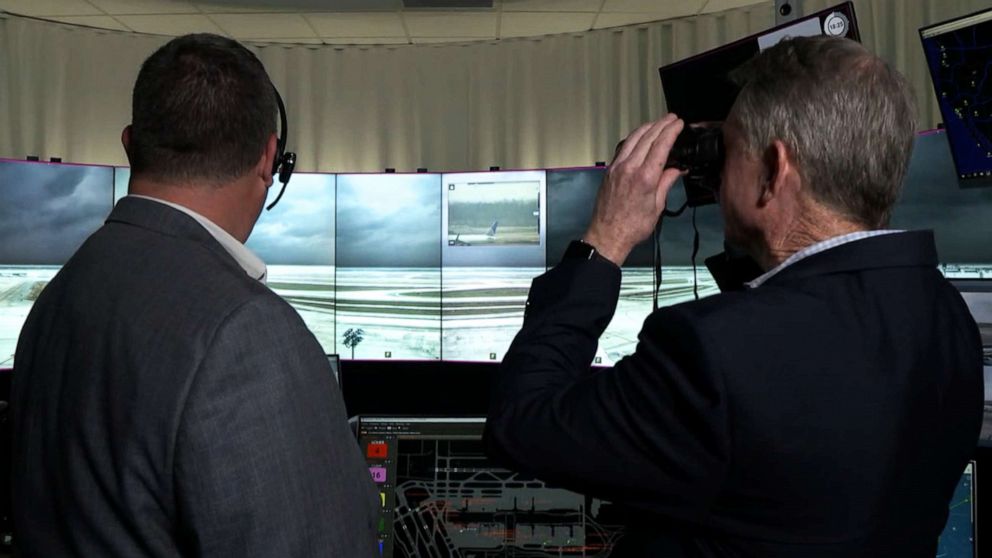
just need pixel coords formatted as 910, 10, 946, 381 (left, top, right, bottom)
936, 466, 974, 558
390, 438, 624, 557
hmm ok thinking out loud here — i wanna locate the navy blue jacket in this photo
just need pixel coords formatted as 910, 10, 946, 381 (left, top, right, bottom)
486, 230, 982, 557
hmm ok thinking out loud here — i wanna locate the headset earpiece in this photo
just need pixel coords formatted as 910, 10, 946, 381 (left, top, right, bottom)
267, 84, 296, 211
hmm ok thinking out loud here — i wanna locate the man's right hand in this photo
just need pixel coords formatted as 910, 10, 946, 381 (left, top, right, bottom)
584, 114, 685, 266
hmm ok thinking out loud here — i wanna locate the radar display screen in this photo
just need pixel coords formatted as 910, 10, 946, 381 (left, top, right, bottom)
921, 8, 992, 180
357, 417, 625, 557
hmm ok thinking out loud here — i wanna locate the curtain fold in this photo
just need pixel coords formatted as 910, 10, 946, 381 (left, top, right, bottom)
0, 0, 986, 172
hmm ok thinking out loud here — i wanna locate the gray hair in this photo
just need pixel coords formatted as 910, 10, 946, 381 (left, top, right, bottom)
728, 36, 917, 228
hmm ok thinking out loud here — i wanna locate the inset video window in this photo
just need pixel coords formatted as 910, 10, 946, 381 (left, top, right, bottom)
0, 160, 114, 366
246, 173, 337, 353
335, 174, 441, 360
441, 170, 546, 361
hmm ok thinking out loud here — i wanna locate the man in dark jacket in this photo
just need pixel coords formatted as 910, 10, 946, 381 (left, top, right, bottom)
486, 36, 983, 557
11, 34, 377, 557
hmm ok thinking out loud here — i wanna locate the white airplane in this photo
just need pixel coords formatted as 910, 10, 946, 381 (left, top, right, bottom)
449, 220, 498, 246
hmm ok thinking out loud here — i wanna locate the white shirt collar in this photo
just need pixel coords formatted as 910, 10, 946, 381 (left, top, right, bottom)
746, 230, 904, 289
128, 195, 267, 284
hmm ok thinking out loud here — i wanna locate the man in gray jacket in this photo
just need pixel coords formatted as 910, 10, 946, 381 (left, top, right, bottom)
11, 34, 377, 557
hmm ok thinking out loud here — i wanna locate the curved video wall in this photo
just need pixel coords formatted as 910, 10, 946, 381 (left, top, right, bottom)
2, 129, 991, 367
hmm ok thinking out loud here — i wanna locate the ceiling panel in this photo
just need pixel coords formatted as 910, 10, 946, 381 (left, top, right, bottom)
199, 0, 401, 10
210, 13, 315, 38
244, 36, 323, 44
501, 0, 601, 11
601, 0, 704, 14
88, 0, 200, 15
595, 11, 696, 29
500, 11, 594, 37
411, 36, 491, 44
306, 12, 405, 37
699, 0, 767, 14
48, 14, 131, 30
1, 0, 776, 43
323, 36, 409, 44
403, 11, 497, 37
115, 13, 225, 35
195, 2, 294, 13
0, 0, 101, 17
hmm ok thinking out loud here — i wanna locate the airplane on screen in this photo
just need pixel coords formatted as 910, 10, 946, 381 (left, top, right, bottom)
449, 220, 499, 246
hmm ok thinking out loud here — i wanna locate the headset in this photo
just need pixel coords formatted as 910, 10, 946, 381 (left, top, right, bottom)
266, 84, 297, 211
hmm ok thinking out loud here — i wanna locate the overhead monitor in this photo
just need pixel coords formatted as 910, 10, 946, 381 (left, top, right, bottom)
659, 1, 860, 124
920, 7, 992, 182
355, 416, 625, 557
659, 2, 860, 206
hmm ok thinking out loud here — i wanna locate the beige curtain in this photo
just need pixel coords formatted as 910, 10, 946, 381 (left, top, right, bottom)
0, 0, 986, 172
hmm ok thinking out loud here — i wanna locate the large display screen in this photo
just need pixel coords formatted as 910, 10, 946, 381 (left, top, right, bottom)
335, 174, 441, 361
0, 160, 114, 366
547, 168, 654, 365
441, 170, 547, 362
920, 8, 992, 181
246, 173, 337, 353
357, 416, 625, 557
113, 167, 129, 204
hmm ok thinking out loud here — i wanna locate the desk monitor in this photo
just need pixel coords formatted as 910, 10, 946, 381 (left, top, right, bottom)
950, 280, 992, 447
938, 461, 977, 558
355, 416, 624, 557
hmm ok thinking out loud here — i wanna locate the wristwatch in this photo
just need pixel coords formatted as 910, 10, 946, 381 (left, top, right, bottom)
562, 239, 602, 262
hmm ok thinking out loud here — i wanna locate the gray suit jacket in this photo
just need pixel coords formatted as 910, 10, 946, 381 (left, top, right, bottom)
11, 197, 377, 557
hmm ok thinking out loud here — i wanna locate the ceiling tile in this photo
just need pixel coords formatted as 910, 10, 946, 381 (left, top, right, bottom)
195, 2, 295, 13
501, 0, 601, 11
243, 37, 323, 44
403, 12, 497, 37
210, 13, 315, 38
601, 0, 703, 15
48, 14, 131, 30
410, 36, 490, 44
306, 12, 405, 37
594, 12, 681, 29
87, 0, 200, 15
323, 36, 409, 44
699, 0, 767, 14
500, 12, 594, 38
0, 0, 101, 17
198, 0, 400, 11
115, 13, 225, 35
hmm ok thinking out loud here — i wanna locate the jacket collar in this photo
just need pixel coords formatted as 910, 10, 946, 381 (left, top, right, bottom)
763, 230, 938, 286
106, 196, 245, 276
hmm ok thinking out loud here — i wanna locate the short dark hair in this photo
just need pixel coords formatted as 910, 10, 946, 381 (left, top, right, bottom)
128, 33, 278, 185
728, 36, 917, 228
